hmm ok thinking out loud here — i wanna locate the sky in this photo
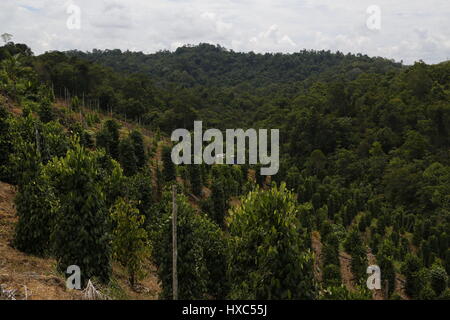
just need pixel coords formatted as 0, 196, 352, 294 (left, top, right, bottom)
1, 0, 450, 64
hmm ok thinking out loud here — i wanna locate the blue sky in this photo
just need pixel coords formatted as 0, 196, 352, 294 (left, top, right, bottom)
2, 0, 450, 64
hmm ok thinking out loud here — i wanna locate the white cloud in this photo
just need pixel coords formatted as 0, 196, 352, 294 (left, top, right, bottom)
1, 0, 449, 63
249, 25, 296, 52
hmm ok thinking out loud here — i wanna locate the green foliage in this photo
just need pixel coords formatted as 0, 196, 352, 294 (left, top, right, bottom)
343, 228, 368, 284
3, 41, 450, 300
111, 198, 150, 286
45, 144, 112, 284
70, 96, 80, 111
0, 105, 12, 181
320, 284, 372, 300
152, 190, 227, 299
125, 170, 154, 223
38, 99, 55, 123
205, 176, 228, 227
129, 130, 146, 169
189, 164, 203, 197
161, 145, 175, 183
429, 264, 448, 296
14, 171, 58, 256
96, 119, 120, 159
227, 183, 316, 299
118, 137, 138, 176
378, 255, 396, 297
402, 254, 424, 298
322, 264, 341, 287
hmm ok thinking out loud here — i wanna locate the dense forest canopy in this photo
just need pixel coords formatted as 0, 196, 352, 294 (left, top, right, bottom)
0, 41, 449, 300
66, 44, 404, 87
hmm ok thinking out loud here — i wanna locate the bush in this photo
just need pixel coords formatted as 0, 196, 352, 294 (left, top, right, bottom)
47, 144, 112, 284
227, 183, 316, 299
152, 190, 227, 299
402, 254, 424, 298
38, 99, 54, 123
429, 264, 448, 296
119, 137, 138, 176
129, 130, 146, 169
320, 284, 372, 300
111, 198, 150, 287
343, 228, 367, 284
162, 145, 176, 183
14, 171, 58, 256
96, 119, 120, 159
0, 105, 12, 181
322, 264, 341, 287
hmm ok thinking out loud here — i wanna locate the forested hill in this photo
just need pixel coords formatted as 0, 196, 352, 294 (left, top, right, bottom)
1, 41, 450, 300
66, 44, 404, 87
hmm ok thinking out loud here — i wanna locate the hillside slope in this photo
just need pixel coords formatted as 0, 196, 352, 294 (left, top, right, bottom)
0, 182, 81, 300
0, 181, 161, 300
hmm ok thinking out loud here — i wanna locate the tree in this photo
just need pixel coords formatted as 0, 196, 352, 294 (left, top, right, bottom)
119, 137, 138, 176
227, 183, 316, 299
162, 145, 176, 182
308, 149, 327, 176
129, 130, 146, 169
189, 164, 203, 197
429, 264, 448, 296
152, 191, 227, 299
378, 255, 396, 298
402, 253, 424, 298
0, 105, 12, 181
70, 95, 80, 111
38, 99, 54, 123
125, 170, 153, 224
343, 228, 367, 284
1, 55, 26, 99
46, 144, 112, 284
14, 170, 57, 256
407, 62, 433, 100
1, 33, 13, 44
322, 264, 341, 287
209, 177, 227, 227
111, 198, 150, 287
96, 119, 120, 159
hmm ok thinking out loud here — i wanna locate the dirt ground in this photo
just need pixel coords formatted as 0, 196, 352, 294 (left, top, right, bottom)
339, 251, 356, 292
0, 182, 79, 300
311, 231, 323, 282
0, 181, 160, 300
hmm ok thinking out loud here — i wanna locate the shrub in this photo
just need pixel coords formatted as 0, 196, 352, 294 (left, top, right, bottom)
162, 145, 176, 183
429, 264, 448, 296
14, 171, 58, 256
111, 198, 150, 287
227, 183, 316, 299
152, 191, 227, 299
47, 145, 112, 284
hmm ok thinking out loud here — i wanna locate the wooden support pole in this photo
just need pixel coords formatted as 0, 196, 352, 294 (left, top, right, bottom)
172, 184, 178, 300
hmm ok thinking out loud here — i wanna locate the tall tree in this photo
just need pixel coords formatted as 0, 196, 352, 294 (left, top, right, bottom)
227, 183, 316, 299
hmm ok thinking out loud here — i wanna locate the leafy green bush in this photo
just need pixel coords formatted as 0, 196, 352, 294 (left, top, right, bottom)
152, 190, 227, 299
111, 198, 150, 287
46, 144, 112, 284
227, 183, 316, 299
14, 171, 58, 256
429, 264, 448, 296
162, 145, 176, 183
